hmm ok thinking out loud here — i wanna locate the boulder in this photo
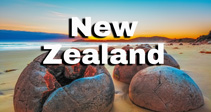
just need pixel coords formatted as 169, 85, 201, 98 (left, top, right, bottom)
113, 51, 180, 84
154, 44, 167, 53
113, 64, 149, 84
0, 91, 3, 95
135, 44, 152, 49
164, 49, 167, 53
163, 53, 180, 69
129, 66, 204, 112
122, 45, 133, 52
108, 47, 115, 53
71, 47, 81, 52
135, 46, 151, 53
42, 65, 114, 112
113, 46, 151, 84
14, 51, 115, 112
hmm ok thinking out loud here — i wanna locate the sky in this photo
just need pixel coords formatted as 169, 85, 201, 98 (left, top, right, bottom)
0, 0, 211, 39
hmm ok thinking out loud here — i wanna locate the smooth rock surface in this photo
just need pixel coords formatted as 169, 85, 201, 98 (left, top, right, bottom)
113, 64, 143, 84
135, 44, 152, 49
113, 49, 180, 84
42, 72, 114, 112
122, 46, 133, 52
129, 66, 204, 112
108, 47, 115, 53
163, 53, 180, 69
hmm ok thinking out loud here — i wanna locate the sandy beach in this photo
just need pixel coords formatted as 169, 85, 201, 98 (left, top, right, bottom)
0, 43, 211, 112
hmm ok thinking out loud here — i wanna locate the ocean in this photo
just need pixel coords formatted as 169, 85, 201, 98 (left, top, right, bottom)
0, 42, 162, 51
0, 42, 109, 51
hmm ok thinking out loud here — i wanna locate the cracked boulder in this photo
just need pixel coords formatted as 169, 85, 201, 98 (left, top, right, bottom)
108, 47, 115, 53
163, 53, 180, 69
135, 44, 152, 50
129, 66, 204, 112
14, 51, 115, 112
113, 64, 150, 84
113, 46, 180, 84
122, 45, 133, 52
113, 45, 152, 84
154, 44, 167, 53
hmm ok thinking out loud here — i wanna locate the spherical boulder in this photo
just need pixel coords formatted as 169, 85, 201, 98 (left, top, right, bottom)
135, 44, 152, 49
108, 47, 115, 53
71, 47, 81, 52
154, 44, 167, 53
163, 53, 180, 69
113, 64, 149, 84
129, 66, 204, 112
164, 49, 167, 53
135, 46, 151, 52
113, 50, 180, 84
14, 51, 115, 112
113, 45, 152, 84
122, 45, 133, 52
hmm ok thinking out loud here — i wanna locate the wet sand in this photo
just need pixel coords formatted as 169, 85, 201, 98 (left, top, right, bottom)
0, 43, 211, 112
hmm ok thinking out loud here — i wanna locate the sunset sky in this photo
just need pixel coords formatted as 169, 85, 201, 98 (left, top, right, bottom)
0, 0, 211, 39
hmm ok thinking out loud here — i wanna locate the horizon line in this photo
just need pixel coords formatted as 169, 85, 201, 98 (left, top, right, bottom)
0, 29, 209, 40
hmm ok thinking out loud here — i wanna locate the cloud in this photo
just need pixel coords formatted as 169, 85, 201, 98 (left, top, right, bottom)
38, 11, 76, 21
36, 2, 59, 8
50, 11, 70, 18
43, 11, 76, 20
